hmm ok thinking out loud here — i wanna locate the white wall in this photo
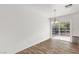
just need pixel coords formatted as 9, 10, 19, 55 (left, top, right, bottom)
70, 12, 79, 37
0, 4, 52, 53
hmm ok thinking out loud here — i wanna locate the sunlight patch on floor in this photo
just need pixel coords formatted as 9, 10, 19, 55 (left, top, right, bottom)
52, 36, 71, 42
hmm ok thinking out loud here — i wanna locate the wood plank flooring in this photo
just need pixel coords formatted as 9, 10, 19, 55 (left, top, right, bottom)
16, 39, 79, 54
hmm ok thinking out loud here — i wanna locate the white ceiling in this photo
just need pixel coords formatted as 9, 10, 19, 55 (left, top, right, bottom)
28, 4, 79, 18
51, 4, 79, 17
0, 4, 78, 18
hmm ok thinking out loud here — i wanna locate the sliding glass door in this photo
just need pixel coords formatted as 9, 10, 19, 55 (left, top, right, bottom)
52, 20, 70, 36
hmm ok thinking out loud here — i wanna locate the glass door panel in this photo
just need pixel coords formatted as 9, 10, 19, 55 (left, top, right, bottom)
52, 20, 70, 36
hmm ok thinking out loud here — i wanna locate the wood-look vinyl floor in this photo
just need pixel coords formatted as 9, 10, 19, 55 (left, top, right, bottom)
16, 39, 79, 54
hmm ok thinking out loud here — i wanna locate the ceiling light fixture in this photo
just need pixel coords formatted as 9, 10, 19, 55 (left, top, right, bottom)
65, 4, 72, 8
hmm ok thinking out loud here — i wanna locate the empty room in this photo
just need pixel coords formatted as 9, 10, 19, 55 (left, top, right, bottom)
0, 4, 79, 54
